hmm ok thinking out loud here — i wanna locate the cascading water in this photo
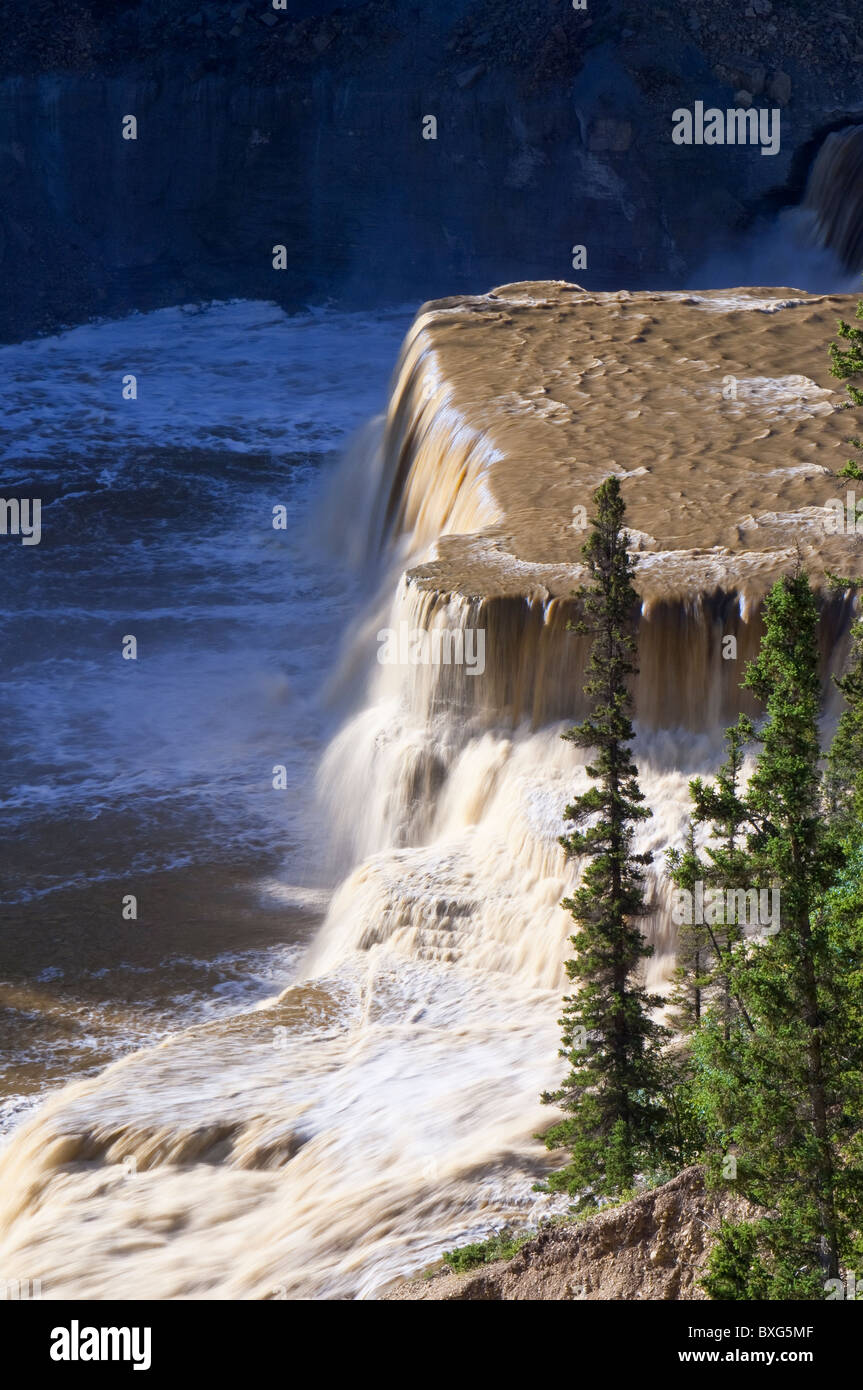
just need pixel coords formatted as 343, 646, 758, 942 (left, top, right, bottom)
694, 122, 863, 292
0, 287, 857, 1300
802, 125, 863, 275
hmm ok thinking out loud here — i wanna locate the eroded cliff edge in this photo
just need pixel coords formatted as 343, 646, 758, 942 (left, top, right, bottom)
382, 1167, 756, 1300
370, 281, 863, 731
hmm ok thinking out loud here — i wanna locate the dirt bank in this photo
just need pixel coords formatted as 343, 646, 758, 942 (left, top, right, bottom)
382, 1166, 757, 1300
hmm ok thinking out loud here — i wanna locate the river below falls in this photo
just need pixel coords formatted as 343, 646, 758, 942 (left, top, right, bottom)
0, 300, 411, 1128
0, 296, 720, 1298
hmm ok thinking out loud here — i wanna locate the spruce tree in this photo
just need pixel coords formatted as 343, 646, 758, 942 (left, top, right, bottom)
666, 821, 709, 1033
825, 613, 863, 836
542, 476, 667, 1203
826, 300, 863, 823
678, 721, 755, 1037
694, 572, 856, 1296
829, 298, 863, 479
829, 297, 863, 408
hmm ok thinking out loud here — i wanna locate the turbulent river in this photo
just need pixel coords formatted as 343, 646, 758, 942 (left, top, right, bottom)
0, 266, 853, 1297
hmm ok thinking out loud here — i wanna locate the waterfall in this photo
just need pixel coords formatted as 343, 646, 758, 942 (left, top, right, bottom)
0, 289, 857, 1300
802, 125, 863, 273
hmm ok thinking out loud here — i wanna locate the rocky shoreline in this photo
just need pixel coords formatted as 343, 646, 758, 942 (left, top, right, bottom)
382, 1166, 756, 1300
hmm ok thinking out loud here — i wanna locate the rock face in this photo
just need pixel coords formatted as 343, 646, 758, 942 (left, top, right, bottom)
382, 1166, 757, 1300
1, 0, 862, 340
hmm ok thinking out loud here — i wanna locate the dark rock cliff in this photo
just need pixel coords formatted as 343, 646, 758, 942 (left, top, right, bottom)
0, 0, 860, 340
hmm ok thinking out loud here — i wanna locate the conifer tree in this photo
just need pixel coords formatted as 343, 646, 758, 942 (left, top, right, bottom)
825, 613, 863, 836
829, 298, 863, 479
826, 301, 863, 823
694, 572, 856, 1296
542, 476, 667, 1203
666, 821, 709, 1033
829, 298, 863, 408
681, 721, 755, 1037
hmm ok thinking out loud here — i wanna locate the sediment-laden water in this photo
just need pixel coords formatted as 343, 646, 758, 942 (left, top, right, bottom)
0, 273, 857, 1299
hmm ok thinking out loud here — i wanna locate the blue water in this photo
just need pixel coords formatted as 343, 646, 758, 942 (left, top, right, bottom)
0, 299, 410, 1119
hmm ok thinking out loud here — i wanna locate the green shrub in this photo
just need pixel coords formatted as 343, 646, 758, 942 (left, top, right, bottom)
442, 1227, 531, 1273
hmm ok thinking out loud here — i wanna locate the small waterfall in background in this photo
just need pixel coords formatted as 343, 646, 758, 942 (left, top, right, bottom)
802, 124, 863, 275
695, 122, 863, 293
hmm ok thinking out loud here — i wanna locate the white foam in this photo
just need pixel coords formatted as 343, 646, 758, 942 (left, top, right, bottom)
0, 300, 412, 464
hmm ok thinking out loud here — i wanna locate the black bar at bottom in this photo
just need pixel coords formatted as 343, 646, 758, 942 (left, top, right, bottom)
7, 1295, 858, 1376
